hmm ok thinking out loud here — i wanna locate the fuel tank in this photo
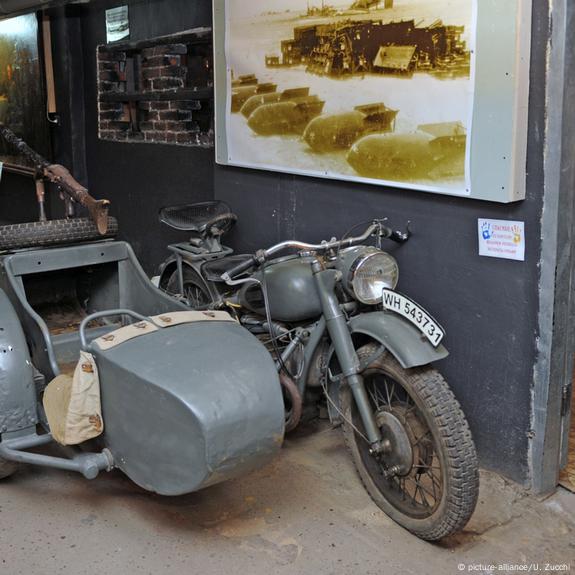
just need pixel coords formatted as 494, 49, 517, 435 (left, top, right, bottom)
241, 257, 322, 322
93, 320, 284, 495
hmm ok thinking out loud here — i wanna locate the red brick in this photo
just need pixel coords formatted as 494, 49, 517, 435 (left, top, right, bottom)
152, 77, 183, 91
143, 55, 168, 67
176, 133, 193, 144
142, 67, 162, 80
99, 110, 122, 121
150, 101, 170, 110
99, 61, 119, 72
158, 110, 180, 121
99, 102, 122, 112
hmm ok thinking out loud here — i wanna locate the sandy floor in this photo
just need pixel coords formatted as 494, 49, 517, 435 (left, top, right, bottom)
0, 421, 573, 575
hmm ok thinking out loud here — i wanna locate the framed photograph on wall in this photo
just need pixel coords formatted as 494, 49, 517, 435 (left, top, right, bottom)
213, 0, 532, 203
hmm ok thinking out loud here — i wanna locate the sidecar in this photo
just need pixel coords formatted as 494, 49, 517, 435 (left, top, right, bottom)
0, 240, 284, 495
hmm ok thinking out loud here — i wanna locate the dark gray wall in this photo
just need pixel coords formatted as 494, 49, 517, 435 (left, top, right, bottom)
52, 0, 548, 484
54, 0, 214, 268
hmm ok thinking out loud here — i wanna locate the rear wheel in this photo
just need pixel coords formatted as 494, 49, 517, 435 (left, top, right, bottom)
0, 458, 18, 480
166, 267, 213, 309
341, 344, 478, 541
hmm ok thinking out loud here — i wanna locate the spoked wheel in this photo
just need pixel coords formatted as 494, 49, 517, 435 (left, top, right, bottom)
341, 344, 479, 541
0, 458, 18, 480
166, 267, 213, 309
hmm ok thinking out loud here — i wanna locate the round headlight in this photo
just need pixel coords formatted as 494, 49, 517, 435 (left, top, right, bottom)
340, 247, 399, 304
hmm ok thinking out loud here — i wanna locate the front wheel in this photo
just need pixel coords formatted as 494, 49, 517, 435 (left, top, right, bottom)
341, 344, 479, 541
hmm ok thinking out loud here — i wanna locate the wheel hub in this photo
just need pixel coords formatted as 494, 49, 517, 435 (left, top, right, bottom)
376, 410, 413, 476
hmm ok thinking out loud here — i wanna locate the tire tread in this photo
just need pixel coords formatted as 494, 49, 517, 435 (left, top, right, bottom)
0, 217, 118, 251
342, 344, 479, 541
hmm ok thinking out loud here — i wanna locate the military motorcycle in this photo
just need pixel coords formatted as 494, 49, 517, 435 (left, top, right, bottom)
158, 202, 479, 540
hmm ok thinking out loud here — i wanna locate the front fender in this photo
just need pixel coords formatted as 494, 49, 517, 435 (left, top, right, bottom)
348, 311, 449, 369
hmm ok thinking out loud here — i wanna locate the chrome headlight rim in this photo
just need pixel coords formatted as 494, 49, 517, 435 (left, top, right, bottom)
344, 248, 399, 305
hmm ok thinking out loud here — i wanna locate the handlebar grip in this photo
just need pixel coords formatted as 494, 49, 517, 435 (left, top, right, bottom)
389, 229, 410, 244
222, 255, 258, 280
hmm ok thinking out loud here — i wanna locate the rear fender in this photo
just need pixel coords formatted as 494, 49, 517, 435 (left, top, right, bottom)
158, 256, 203, 292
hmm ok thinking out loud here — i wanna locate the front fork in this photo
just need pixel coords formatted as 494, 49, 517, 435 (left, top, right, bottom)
311, 261, 384, 454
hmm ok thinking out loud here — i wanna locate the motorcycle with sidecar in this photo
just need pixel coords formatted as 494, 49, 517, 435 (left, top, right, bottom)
158, 201, 480, 540
0, 128, 284, 499
0, 230, 285, 496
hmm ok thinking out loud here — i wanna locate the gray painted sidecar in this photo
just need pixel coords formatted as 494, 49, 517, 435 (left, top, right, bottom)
95, 319, 284, 495
0, 241, 284, 494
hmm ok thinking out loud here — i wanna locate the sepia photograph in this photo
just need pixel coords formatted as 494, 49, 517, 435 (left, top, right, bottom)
220, 0, 475, 194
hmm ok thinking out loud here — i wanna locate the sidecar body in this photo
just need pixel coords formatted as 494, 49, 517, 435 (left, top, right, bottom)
0, 240, 284, 494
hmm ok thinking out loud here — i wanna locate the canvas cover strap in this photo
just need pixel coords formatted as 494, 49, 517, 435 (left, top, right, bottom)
43, 351, 104, 446
92, 320, 159, 351
150, 310, 236, 327
92, 310, 236, 351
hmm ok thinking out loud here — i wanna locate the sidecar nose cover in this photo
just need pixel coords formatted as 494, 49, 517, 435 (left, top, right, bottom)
92, 320, 284, 495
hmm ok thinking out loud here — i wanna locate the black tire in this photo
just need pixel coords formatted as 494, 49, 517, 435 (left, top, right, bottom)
166, 266, 214, 309
0, 217, 118, 251
0, 458, 18, 480
341, 344, 479, 541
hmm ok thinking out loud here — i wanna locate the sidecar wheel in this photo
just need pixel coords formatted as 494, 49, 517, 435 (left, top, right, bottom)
341, 344, 479, 541
166, 267, 213, 309
0, 458, 18, 480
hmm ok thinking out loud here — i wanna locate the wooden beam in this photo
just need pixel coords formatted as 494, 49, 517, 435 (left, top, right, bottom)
42, 13, 57, 115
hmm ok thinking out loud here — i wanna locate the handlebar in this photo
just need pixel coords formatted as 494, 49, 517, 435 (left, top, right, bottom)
221, 220, 410, 282
221, 254, 259, 280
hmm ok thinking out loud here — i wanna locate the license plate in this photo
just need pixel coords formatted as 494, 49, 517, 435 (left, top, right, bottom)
382, 289, 445, 347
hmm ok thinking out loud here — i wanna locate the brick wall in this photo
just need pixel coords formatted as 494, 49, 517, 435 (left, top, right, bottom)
97, 40, 213, 146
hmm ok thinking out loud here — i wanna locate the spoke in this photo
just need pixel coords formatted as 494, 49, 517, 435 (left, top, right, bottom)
416, 479, 430, 508
399, 476, 407, 501
412, 480, 422, 507
404, 476, 419, 506
404, 403, 416, 415
368, 384, 382, 409
413, 475, 435, 506
384, 378, 396, 406
413, 429, 432, 447
374, 383, 388, 408
417, 480, 436, 503
426, 469, 438, 500
426, 468, 442, 495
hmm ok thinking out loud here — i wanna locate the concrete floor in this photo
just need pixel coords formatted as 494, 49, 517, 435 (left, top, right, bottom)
0, 422, 573, 575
